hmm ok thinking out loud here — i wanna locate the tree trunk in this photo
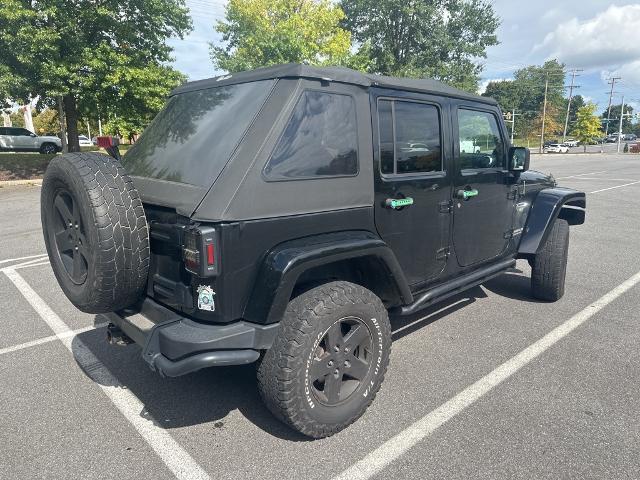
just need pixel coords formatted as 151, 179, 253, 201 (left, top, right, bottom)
57, 96, 68, 153
63, 95, 81, 152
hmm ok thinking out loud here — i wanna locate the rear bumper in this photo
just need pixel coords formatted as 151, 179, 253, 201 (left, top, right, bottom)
103, 298, 280, 377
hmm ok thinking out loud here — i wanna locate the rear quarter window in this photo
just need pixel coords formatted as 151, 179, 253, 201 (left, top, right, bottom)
263, 91, 358, 180
122, 80, 274, 186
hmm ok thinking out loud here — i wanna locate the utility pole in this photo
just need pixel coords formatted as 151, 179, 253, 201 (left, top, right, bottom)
617, 95, 629, 153
540, 75, 549, 154
504, 109, 521, 144
562, 68, 582, 142
605, 77, 621, 136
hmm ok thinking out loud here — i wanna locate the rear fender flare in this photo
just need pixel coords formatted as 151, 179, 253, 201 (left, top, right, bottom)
518, 187, 585, 257
244, 231, 412, 324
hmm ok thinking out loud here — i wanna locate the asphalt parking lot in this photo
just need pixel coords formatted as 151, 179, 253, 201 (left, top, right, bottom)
1, 153, 639, 479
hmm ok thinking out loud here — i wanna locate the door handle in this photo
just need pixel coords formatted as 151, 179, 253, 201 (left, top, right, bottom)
456, 188, 479, 200
385, 197, 414, 209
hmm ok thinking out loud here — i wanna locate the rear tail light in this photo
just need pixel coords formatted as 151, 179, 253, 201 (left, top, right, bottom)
183, 226, 218, 277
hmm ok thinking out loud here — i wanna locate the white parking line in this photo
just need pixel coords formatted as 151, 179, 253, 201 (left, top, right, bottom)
555, 171, 607, 179
332, 269, 640, 480
589, 180, 640, 194
0, 322, 108, 356
563, 177, 638, 182
3, 269, 211, 480
0, 254, 47, 265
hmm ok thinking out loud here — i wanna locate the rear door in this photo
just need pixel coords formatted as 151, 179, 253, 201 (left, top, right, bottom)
372, 91, 452, 287
451, 104, 516, 267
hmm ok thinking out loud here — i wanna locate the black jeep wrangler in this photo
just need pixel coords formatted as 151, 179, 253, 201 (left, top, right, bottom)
41, 64, 586, 438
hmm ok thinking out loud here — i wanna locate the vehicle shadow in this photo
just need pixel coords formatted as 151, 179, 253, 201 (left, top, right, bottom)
390, 286, 486, 341
482, 267, 546, 303
73, 325, 309, 442
69, 273, 528, 441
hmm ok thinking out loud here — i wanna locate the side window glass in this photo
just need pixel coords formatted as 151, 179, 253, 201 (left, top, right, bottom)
377, 99, 442, 175
264, 91, 358, 180
0, 128, 6, 135
457, 109, 505, 169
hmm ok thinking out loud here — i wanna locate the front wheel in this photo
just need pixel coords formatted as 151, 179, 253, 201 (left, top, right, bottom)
257, 281, 391, 438
531, 218, 570, 301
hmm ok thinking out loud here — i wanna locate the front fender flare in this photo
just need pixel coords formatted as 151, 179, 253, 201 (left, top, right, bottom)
518, 187, 586, 256
243, 231, 412, 324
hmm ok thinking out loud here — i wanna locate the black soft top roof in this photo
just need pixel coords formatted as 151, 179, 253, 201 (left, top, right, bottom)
171, 63, 497, 105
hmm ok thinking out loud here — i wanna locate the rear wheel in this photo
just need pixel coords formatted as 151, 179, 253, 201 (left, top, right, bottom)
40, 143, 57, 154
257, 281, 391, 438
531, 218, 569, 301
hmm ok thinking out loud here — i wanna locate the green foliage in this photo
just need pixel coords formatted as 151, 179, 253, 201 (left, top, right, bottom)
572, 104, 602, 150
8, 112, 25, 128
211, 0, 362, 72
0, 0, 192, 149
483, 60, 566, 142
33, 108, 60, 135
340, 0, 499, 91
601, 104, 634, 134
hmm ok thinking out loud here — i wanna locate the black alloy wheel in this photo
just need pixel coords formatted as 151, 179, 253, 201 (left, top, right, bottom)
257, 281, 391, 438
41, 143, 57, 154
51, 189, 89, 284
309, 316, 373, 406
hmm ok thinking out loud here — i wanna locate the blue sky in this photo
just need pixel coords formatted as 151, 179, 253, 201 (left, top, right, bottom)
169, 0, 640, 114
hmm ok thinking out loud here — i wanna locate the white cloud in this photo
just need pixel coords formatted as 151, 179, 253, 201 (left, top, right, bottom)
536, 4, 640, 71
477, 78, 512, 95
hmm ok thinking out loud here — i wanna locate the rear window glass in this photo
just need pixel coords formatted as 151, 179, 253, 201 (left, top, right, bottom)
263, 91, 358, 180
122, 80, 274, 186
378, 99, 442, 175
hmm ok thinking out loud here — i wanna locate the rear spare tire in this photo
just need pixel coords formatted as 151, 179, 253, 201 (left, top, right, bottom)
41, 152, 149, 313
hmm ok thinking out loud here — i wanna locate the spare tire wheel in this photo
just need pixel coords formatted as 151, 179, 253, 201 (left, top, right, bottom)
41, 152, 150, 313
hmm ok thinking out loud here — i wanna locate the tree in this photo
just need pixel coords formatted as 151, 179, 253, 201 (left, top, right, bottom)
0, 0, 192, 151
482, 60, 566, 144
341, 0, 499, 91
533, 103, 563, 141
211, 0, 366, 73
602, 104, 634, 134
566, 94, 585, 128
573, 104, 602, 151
33, 108, 60, 135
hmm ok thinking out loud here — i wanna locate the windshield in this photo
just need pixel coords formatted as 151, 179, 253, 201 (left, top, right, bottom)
122, 80, 274, 187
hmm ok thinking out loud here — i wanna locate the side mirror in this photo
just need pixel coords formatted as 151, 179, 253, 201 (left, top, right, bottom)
30, 133, 37, 137
508, 146, 529, 172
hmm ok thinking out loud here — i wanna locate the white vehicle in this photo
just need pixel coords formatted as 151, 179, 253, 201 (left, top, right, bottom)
563, 139, 579, 147
544, 143, 569, 153
78, 135, 93, 146
0, 127, 62, 154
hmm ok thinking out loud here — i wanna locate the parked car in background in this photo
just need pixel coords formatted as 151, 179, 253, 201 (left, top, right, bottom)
78, 135, 93, 147
0, 127, 62, 154
563, 139, 579, 147
623, 133, 637, 141
544, 143, 569, 153
606, 134, 619, 143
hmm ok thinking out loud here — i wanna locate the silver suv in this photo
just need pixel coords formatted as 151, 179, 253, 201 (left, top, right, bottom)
0, 127, 62, 154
